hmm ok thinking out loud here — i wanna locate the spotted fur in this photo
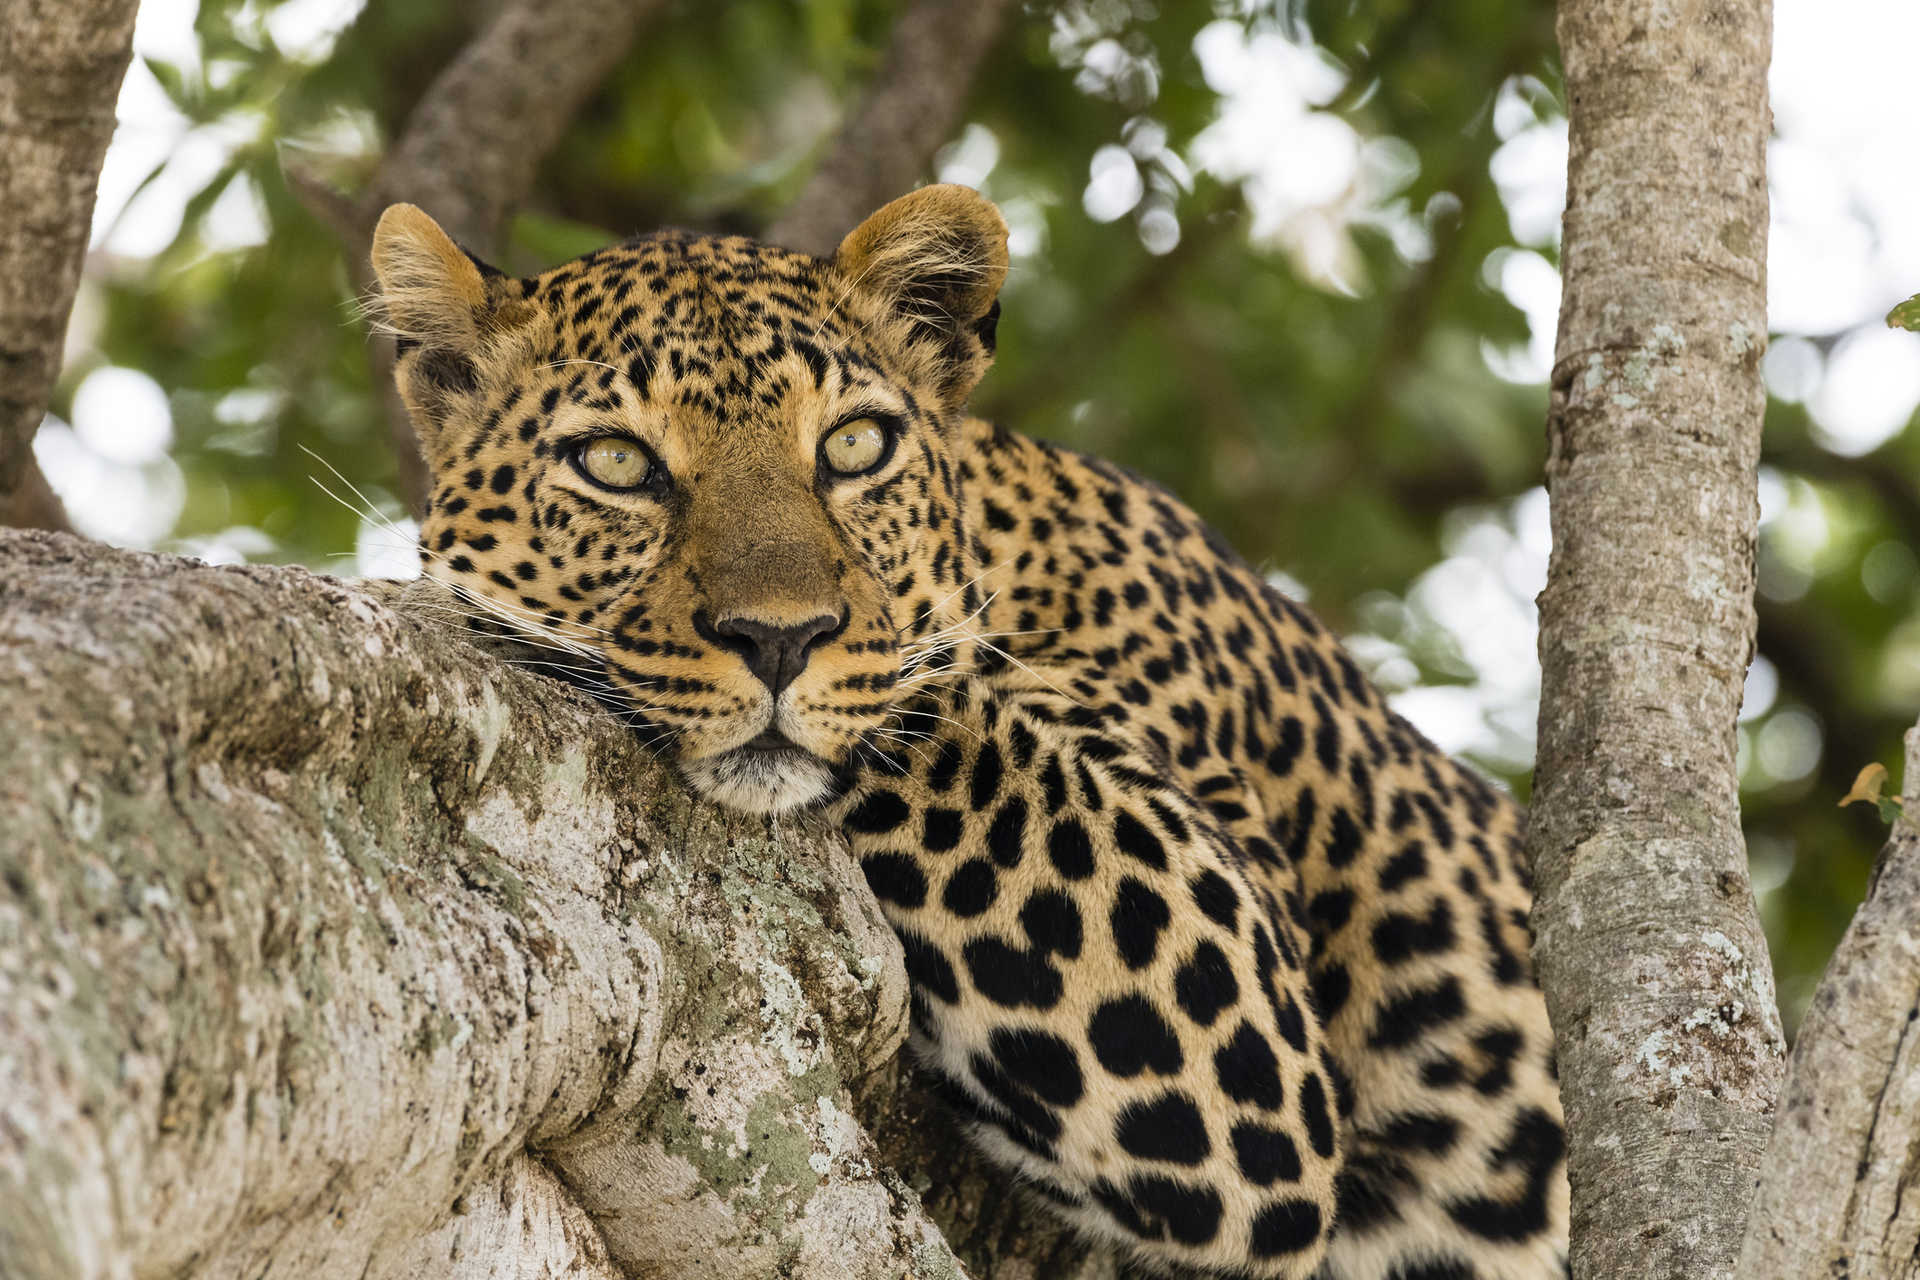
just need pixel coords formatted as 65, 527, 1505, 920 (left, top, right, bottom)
372, 186, 1569, 1278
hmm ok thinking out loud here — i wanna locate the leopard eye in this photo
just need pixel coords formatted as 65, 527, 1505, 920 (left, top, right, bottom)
574, 436, 655, 491
820, 418, 891, 477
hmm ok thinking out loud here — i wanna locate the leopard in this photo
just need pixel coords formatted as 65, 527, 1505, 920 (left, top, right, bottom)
369, 183, 1569, 1279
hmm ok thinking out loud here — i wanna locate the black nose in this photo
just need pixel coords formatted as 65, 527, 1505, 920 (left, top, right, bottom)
705, 612, 842, 693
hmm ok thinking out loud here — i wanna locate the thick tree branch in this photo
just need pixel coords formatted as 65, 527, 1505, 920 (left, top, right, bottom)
1738, 724, 1920, 1278
1527, 2, 1785, 1277
0, 0, 139, 529
764, 0, 1018, 256
0, 530, 983, 1279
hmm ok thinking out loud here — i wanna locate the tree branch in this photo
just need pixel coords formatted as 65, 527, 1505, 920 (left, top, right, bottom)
764, 0, 1019, 256
0, 530, 983, 1279
1526, 1, 1785, 1276
0, 0, 139, 529
1738, 723, 1920, 1278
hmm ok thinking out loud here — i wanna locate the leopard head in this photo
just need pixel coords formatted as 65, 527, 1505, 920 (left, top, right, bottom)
371, 186, 1009, 813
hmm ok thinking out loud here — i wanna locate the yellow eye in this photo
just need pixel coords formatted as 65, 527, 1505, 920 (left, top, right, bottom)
575, 436, 654, 490
821, 419, 890, 476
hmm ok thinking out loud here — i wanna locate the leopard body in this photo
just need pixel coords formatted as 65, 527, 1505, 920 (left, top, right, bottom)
370, 185, 1569, 1279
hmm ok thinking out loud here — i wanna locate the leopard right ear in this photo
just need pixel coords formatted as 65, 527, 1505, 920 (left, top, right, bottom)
370, 204, 535, 433
834, 185, 1009, 407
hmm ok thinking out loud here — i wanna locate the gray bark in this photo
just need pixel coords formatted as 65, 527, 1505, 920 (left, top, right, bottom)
0, 0, 138, 528
0, 529, 986, 1279
1736, 726, 1920, 1279
1528, 1, 1784, 1277
763, 0, 1017, 256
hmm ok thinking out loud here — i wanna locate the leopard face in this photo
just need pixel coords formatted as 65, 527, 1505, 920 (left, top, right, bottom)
372, 188, 1008, 813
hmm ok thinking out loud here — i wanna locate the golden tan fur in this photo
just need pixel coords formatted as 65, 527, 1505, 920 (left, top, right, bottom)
370, 186, 1568, 1278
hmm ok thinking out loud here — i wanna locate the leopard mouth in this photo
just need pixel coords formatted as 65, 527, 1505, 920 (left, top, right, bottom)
680, 723, 841, 815
739, 728, 801, 752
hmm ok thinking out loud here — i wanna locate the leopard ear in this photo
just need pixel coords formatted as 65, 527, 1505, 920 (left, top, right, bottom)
835, 184, 1009, 406
370, 204, 534, 437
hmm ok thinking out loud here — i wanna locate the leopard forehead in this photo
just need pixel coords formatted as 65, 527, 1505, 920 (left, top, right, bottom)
415, 227, 973, 600
525, 231, 921, 414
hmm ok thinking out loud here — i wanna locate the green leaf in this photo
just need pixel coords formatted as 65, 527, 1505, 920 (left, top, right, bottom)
143, 56, 199, 113
1888, 293, 1920, 332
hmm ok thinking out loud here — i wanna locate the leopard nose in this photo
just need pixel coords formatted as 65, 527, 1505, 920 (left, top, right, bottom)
702, 611, 844, 694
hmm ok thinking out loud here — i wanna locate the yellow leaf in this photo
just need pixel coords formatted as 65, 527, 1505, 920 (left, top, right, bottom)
1840, 762, 1890, 809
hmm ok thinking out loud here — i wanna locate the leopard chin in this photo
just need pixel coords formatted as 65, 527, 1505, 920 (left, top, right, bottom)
680, 745, 841, 815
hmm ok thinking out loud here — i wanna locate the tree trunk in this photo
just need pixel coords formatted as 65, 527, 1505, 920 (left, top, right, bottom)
0, 0, 139, 530
363, 0, 667, 254
0, 530, 1101, 1279
1527, 1, 1784, 1277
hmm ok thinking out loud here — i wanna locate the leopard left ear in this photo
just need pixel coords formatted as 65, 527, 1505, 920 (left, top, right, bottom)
835, 184, 1009, 405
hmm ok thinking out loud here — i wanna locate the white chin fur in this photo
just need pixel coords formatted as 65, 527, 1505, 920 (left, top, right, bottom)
681, 748, 836, 815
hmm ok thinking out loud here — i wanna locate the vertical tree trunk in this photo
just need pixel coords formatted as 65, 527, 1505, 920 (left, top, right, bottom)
0, 0, 140, 531
1527, 2, 1782, 1277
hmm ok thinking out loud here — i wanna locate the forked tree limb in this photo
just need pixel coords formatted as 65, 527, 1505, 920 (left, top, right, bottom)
763, 0, 1019, 256
1737, 725, 1920, 1279
0, 0, 140, 531
1526, 0, 1784, 1275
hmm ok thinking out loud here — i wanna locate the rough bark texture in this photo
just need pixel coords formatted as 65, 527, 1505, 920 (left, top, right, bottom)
0, 530, 1014, 1280
1736, 725, 1920, 1279
763, 0, 1018, 256
1528, 2, 1784, 1277
0, 0, 137, 528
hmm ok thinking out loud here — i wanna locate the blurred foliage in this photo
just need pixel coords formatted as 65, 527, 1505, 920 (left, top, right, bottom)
49, 0, 1920, 1030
